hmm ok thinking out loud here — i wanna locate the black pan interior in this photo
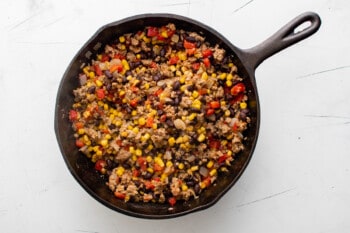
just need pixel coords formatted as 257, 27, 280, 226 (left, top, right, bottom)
55, 14, 259, 219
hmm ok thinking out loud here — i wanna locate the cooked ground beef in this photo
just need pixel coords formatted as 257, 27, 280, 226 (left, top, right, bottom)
69, 23, 250, 207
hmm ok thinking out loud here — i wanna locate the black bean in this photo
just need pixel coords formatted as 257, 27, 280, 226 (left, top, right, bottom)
108, 124, 116, 130
104, 70, 112, 78
194, 184, 201, 195
229, 108, 236, 116
186, 181, 195, 187
106, 82, 112, 91
187, 85, 194, 92
185, 36, 197, 43
157, 109, 164, 115
174, 97, 180, 105
143, 172, 153, 180
175, 42, 183, 50
88, 86, 96, 94
166, 99, 175, 106
122, 76, 128, 84
153, 73, 161, 81
160, 47, 166, 57
166, 119, 174, 127
173, 80, 180, 90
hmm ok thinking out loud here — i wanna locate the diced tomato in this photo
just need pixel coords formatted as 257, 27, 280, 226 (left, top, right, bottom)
168, 197, 177, 206
100, 53, 110, 62
186, 48, 196, 56
150, 61, 158, 68
168, 56, 179, 65
75, 122, 84, 129
114, 192, 126, 200
230, 93, 245, 104
232, 122, 238, 132
96, 89, 105, 99
154, 89, 163, 97
184, 40, 196, 49
192, 62, 200, 70
132, 169, 140, 177
202, 49, 213, 58
130, 98, 138, 107
209, 140, 221, 149
137, 157, 147, 171
147, 27, 159, 37
75, 139, 85, 148
145, 180, 155, 190
94, 159, 106, 171
209, 101, 220, 109
160, 114, 167, 122
109, 64, 123, 73
153, 163, 164, 172
231, 83, 246, 96
116, 139, 123, 146
218, 154, 228, 164
203, 57, 211, 68
131, 86, 139, 93
69, 110, 78, 121
94, 64, 102, 76
146, 117, 154, 128
114, 53, 125, 60
198, 88, 208, 95
206, 108, 215, 116
202, 177, 211, 187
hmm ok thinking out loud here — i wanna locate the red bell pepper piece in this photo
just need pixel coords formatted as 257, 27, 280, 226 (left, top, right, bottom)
231, 83, 246, 96
147, 27, 159, 37
184, 40, 196, 49
69, 110, 78, 121
202, 49, 213, 58
96, 89, 105, 99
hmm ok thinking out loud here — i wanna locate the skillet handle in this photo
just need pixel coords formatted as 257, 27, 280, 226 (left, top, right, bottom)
242, 12, 321, 70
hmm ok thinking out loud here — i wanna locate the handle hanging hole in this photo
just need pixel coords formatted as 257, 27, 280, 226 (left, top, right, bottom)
293, 21, 312, 34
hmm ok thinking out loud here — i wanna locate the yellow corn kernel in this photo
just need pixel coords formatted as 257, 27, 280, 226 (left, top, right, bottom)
133, 119, 139, 125
219, 73, 227, 80
148, 109, 157, 117
132, 155, 137, 161
100, 139, 108, 147
209, 169, 217, 176
175, 70, 182, 76
197, 133, 206, 142
127, 125, 133, 130
154, 157, 165, 167
168, 137, 176, 146
178, 51, 187, 61
207, 160, 214, 169
220, 167, 229, 172
224, 110, 231, 117
200, 182, 207, 189
166, 161, 173, 167
78, 128, 85, 135
136, 54, 141, 59
146, 156, 153, 163
146, 144, 154, 151
83, 111, 90, 119
228, 62, 234, 67
132, 127, 139, 134
170, 65, 176, 72
147, 167, 154, 174
182, 135, 190, 143
144, 83, 150, 90
95, 79, 103, 87
221, 140, 228, 146
83, 135, 89, 142
119, 36, 126, 43
131, 110, 137, 116
135, 149, 142, 156
190, 165, 199, 171
144, 133, 151, 140
115, 120, 122, 127
83, 67, 90, 76
192, 91, 199, 98
211, 73, 217, 78
160, 30, 168, 38
186, 125, 194, 132
179, 76, 186, 84
161, 173, 168, 182
191, 99, 202, 110
138, 117, 146, 126
188, 113, 197, 121
240, 102, 247, 109
226, 73, 234, 80
129, 146, 135, 154
120, 44, 126, 50
227, 150, 233, 156
142, 36, 151, 43
226, 80, 233, 87
122, 98, 127, 103
116, 166, 125, 176
178, 163, 185, 170
181, 184, 188, 191
89, 71, 95, 79
122, 59, 130, 70
96, 150, 102, 156
201, 72, 208, 80
121, 131, 128, 137
152, 123, 157, 129
181, 116, 186, 121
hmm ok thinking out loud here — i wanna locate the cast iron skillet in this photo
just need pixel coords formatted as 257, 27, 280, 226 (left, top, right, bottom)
55, 12, 321, 219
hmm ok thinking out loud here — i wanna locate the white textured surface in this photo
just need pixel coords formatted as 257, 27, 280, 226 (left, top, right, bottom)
1, 0, 350, 232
